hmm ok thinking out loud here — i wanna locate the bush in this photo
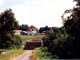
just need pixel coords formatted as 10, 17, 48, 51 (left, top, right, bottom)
42, 32, 67, 59
9, 35, 22, 50
52, 55, 59, 59
34, 47, 53, 60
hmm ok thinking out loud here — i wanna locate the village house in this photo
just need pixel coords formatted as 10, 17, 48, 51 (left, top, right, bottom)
45, 28, 54, 34
13, 27, 38, 35
24, 27, 38, 35
13, 30, 22, 35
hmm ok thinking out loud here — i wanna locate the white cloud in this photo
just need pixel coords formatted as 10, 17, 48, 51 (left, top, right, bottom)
0, 0, 4, 5
24, 1, 31, 5
11, 0, 76, 28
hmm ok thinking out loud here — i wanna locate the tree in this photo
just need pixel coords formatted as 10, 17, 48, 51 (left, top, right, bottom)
42, 0, 80, 59
61, 0, 80, 58
30, 25, 35, 28
42, 33, 56, 51
0, 8, 21, 49
44, 26, 49, 31
39, 27, 44, 33
19, 24, 29, 31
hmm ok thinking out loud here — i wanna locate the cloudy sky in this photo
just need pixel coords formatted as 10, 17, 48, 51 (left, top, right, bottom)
0, 0, 76, 28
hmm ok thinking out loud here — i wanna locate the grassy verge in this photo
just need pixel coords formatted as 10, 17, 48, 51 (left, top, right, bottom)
0, 48, 25, 60
32, 47, 52, 60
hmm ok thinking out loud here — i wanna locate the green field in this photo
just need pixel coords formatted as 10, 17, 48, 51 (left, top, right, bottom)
18, 35, 45, 45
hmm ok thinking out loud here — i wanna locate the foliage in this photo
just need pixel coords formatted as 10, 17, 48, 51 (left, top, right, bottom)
9, 35, 22, 50
42, 32, 67, 59
34, 47, 53, 60
30, 25, 36, 28
42, 33, 56, 52
39, 26, 65, 34
0, 9, 21, 49
16, 24, 37, 31
19, 24, 29, 31
60, 0, 80, 58
42, 0, 80, 59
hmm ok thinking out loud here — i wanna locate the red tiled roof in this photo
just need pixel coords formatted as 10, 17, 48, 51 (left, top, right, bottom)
27, 27, 32, 31
13, 30, 22, 33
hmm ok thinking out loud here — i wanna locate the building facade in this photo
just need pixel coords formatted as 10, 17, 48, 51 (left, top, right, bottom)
25, 40, 43, 50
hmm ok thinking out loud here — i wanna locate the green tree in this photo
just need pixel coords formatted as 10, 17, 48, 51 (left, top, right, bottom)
42, 33, 56, 52
30, 25, 35, 28
19, 24, 29, 31
0, 8, 21, 49
42, 0, 80, 58
61, 0, 80, 58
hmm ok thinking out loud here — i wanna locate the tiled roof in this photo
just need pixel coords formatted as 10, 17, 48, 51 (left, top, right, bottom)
13, 30, 22, 33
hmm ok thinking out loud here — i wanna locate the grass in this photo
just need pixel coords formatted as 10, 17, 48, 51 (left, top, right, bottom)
18, 35, 45, 45
19, 35, 45, 40
0, 48, 25, 60
29, 50, 38, 60
33, 47, 52, 60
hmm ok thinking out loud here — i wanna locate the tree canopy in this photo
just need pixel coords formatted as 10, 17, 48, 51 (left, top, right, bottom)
42, 0, 80, 59
0, 9, 22, 49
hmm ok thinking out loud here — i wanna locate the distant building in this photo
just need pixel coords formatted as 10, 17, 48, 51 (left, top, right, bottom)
26, 31, 36, 35
25, 27, 38, 35
48, 28, 54, 33
25, 40, 43, 50
14, 27, 39, 35
13, 30, 22, 35
45, 28, 54, 34
27, 27, 32, 31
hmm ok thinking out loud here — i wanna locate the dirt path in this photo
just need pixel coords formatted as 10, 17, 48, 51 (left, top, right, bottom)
11, 50, 33, 60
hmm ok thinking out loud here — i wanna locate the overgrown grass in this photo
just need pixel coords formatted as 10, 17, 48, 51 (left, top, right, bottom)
34, 47, 52, 60
0, 48, 25, 60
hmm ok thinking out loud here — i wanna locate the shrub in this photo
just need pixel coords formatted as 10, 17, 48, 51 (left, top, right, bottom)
34, 47, 52, 60
9, 35, 22, 50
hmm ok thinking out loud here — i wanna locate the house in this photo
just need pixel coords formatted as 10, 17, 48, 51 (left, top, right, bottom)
27, 27, 32, 31
20, 31, 37, 35
48, 28, 54, 33
26, 31, 36, 35
45, 28, 54, 34
13, 30, 22, 35
25, 27, 38, 35
25, 40, 43, 50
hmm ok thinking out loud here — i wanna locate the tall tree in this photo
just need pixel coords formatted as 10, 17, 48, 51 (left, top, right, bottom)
61, 0, 80, 58
0, 9, 19, 48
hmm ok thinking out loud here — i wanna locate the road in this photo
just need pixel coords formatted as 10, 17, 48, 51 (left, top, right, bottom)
11, 50, 33, 60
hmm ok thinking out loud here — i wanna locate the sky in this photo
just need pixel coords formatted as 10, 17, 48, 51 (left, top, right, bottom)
0, 0, 76, 28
